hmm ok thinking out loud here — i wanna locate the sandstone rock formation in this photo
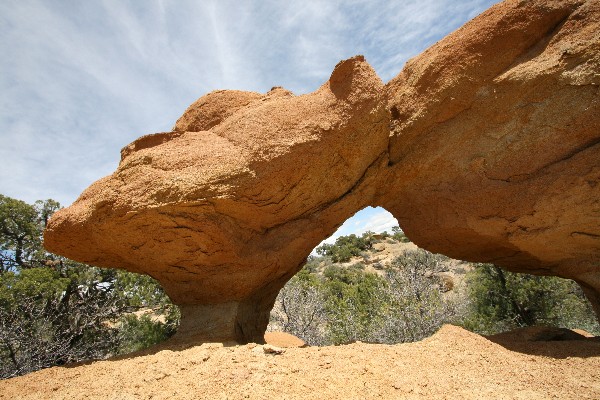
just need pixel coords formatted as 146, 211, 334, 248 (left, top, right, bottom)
45, 55, 389, 343
44, 0, 600, 343
382, 0, 600, 316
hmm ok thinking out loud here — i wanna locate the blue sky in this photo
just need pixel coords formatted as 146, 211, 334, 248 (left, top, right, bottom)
0, 0, 497, 240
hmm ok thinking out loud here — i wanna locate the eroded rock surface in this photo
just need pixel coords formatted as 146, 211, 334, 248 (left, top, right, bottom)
44, 0, 600, 342
45, 55, 389, 343
380, 0, 600, 316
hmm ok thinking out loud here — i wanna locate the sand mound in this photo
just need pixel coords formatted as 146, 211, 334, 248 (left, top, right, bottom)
264, 332, 306, 348
2, 325, 598, 399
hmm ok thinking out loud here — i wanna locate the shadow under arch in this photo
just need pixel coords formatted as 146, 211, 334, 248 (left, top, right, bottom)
485, 326, 600, 359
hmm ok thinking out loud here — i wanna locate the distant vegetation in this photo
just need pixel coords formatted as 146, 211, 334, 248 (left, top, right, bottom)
270, 249, 461, 345
270, 230, 600, 345
1, 194, 598, 378
315, 227, 408, 263
462, 264, 599, 335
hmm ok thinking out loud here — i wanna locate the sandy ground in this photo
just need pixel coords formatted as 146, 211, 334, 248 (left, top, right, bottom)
1, 325, 599, 399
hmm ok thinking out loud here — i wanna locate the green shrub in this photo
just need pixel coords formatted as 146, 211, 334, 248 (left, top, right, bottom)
461, 264, 600, 335
315, 232, 380, 263
271, 249, 460, 345
0, 194, 178, 378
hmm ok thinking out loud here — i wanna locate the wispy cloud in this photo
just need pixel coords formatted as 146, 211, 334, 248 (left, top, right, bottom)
0, 0, 498, 207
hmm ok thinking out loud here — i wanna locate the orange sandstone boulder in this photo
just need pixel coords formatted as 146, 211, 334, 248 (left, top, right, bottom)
45, 56, 388, 343
44, 0, 600, 343
380, 0, 600, 316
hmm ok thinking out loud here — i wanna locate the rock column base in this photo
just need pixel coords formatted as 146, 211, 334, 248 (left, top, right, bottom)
172, 301, 271, 344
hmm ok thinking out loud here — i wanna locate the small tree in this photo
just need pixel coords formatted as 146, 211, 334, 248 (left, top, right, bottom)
374, 251, 459, 343
0, 195, 46, 272
0, 266, 120, 377
322, 264, 388, 344
0, 195, 178, 379
391, 226, 409, 243
462, 264, 600, 335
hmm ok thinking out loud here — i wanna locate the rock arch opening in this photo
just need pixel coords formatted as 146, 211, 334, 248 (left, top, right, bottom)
269, 206, 600, 346
267, 206, 468, 346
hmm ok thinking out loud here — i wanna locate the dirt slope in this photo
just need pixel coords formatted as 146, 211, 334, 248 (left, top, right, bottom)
2, 325, 599, 399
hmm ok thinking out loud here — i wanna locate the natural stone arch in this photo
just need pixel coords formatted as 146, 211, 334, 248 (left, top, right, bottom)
44, 0, 600, 344
46, 55, 390, 343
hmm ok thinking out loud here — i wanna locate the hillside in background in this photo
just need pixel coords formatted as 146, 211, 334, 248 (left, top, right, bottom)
268, 231, 600, 347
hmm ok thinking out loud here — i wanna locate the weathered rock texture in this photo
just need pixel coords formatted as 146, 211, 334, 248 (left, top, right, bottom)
382, 0, 600, 316
45, 0, 600, 343
46, 56, 389, 343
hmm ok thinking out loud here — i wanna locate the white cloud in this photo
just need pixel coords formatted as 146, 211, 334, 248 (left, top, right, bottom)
362, 209, 399, 234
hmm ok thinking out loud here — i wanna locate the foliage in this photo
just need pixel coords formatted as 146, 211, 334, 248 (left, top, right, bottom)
117, 309, 179, 354
314, 227, 410, 264
0, 195, 46, 272
0, 195, 178, 379
1, 266, 119, 377
270, 249, 460, 345
315, 231, 378, 263
374, 251, 460, 343
269, 267, 329, 345
273, 232, 600, 346
462, 264, 600, 335
322, 264, 388, 344
391, 226, 410, 243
